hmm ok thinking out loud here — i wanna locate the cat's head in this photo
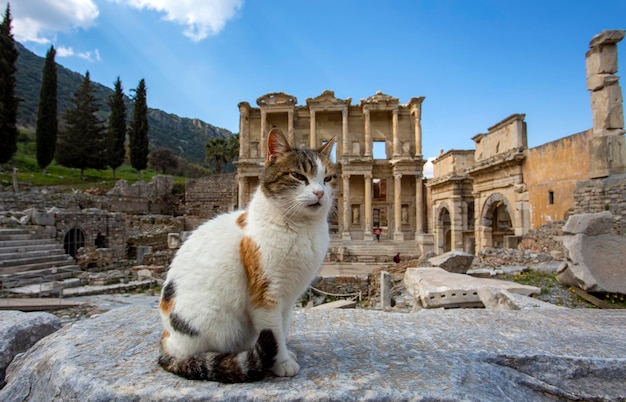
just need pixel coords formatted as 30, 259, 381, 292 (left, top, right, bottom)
261, 128, 337, 221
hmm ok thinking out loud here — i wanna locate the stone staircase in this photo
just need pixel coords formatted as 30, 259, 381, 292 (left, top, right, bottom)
329, 238, 421, 263
0, 228, 82, 296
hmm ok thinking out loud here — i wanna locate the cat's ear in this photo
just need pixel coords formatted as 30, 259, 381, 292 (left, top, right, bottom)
318, 137, 336, 157
266, 128, 290, 164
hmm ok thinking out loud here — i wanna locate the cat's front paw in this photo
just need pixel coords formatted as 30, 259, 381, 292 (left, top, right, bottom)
287, 350, 297, 361
272, 357, 299, 377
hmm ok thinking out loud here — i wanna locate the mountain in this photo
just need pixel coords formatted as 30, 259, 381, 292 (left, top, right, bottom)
14, 42, 233, 166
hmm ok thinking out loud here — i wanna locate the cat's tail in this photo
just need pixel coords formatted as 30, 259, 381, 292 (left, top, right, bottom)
158, 329, 278, 383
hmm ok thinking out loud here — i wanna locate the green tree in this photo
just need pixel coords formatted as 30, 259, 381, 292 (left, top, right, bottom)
226, 134, 239, 162
129, 78, 149, 176
56, 71, 106, 179
149, 147, 178, 174
106, 76, 127, 178
0, 4, 19, 164
205, 137, 227, 174
36, 45, 57, 175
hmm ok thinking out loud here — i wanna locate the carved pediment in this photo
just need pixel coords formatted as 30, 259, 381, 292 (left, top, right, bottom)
360, 90, 399, 107
306, 90, 351, 107
256, 92, 297, 107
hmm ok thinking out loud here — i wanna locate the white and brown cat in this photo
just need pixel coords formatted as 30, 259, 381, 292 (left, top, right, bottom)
158, 128, 336, 383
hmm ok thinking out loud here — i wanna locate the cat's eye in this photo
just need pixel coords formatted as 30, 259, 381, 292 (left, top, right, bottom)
290, 172, 309, 184
324, 175, 335, 183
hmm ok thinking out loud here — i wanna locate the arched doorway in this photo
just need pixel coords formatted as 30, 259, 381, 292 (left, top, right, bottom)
64, 228, 85, 259
480, 193, 514, 249
436, 205, 452, 253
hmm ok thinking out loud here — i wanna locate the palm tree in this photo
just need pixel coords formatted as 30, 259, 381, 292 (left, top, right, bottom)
205, 137, 227, 174
226, 134, 239, 163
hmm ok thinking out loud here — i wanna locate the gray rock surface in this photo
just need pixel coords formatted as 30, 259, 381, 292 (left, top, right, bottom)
428, 250, 474, 273
2, 305, 626, 401
0, 310, 62, 388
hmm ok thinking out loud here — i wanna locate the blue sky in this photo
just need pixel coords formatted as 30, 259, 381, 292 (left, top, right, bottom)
6, 0, 626, 165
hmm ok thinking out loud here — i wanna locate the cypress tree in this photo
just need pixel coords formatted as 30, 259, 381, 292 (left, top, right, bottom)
56, 71, 107, 179
36, 45, 58, 175
106, 76, 127, 179
0, 4, 19, 164
129, 78, 149, 176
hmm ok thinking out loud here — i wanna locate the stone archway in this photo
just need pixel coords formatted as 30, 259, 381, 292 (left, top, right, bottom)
435, 203, 452, 254
64, 227, 85, 259
478, 193, 514, 249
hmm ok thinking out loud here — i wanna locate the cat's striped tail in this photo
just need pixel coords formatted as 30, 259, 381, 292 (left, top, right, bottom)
158, 329, 278, 383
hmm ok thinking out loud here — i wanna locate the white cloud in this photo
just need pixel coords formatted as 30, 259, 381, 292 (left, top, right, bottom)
3, 0, 99, 44
115, 0, 243, 41
57, 46, 101, 62
423, 158, 435, 179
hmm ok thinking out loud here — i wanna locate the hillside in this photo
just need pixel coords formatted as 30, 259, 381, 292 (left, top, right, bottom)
14, 42, 233, 166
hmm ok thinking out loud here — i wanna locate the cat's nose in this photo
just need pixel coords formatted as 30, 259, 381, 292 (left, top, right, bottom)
313, 189, 324, 200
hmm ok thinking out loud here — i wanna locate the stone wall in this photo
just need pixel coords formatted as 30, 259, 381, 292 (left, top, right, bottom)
183, 173, 237, 230
572, 173, 626, 235
107, 176, 175, 215
524, 130, 591, 228
55, 209, 127, 259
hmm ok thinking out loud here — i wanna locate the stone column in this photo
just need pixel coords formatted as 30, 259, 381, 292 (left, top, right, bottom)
260, 110, 267, 158
364, 173, 373, 240
288, 110, 294, 145
393, 172, 404, 240
586, 30, 626, 178
364, 109, 372, 157
450, 196, 463, 251
237, 176, 246, 209
342, 174, 352, 241
392, 109, 400, 157
238, 103, 249, 159
310, 110, 317, 148
342, 108, 349, 156
415, 175, 424, 235
411, 101, 424, 159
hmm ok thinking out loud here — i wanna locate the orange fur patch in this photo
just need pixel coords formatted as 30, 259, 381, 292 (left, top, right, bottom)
240, 236, 276, 309
236, 211, 248, 229
161, 330, 170, 350
159, 297, 174, 314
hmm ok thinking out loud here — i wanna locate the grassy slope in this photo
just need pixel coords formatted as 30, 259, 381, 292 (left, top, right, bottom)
0, 132, 185, 191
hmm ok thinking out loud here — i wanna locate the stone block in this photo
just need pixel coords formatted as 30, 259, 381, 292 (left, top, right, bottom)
428, 250, 474, 274
589, 29, 625, 48
587, 74, 620, 91
477, 286, 563, 310
0, 311, 61, 388
136, 245, 153, 265
26, 208, 55, 226
2, 306, 626, 400
404, 267, 540, 309
380, 271, 391, 309
167, 233, 181, 249
562, 211, 613, 236
558, 232, 626, 293
312, 300, 356, 309
589, 135, 626, 178
586, 45, 619, 76
591, 85, 624, 130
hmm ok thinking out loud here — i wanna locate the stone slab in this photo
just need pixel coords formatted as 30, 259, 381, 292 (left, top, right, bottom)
478, 286, 563, 310
311, 300, 356, 309
0, 310, 61, 388
2, 306, 626, 401
404, 267, 540, 308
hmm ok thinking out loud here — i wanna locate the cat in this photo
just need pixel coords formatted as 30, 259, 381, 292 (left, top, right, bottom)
158, 128, 337, 383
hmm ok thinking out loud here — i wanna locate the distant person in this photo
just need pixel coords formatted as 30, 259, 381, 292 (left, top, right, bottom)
393, 252, 400, 264
374, 227, 381, 242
